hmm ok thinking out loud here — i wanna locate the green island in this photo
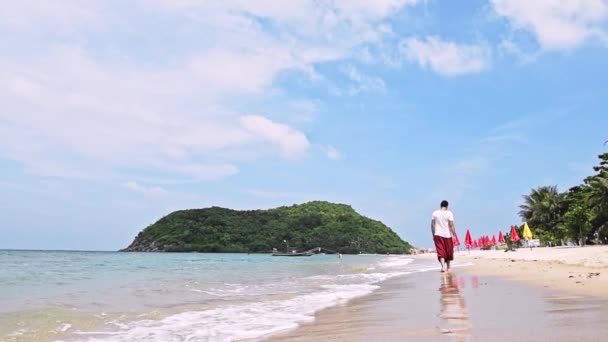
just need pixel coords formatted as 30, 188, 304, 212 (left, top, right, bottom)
122, 201, 412, 254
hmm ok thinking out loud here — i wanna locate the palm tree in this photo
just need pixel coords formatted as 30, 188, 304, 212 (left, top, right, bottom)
585, 153, 608, 241
519, 186, 565, 242
519, 185, 561, 221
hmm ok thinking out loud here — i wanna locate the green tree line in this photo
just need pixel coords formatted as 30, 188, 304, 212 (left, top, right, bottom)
518, 152, 608, 246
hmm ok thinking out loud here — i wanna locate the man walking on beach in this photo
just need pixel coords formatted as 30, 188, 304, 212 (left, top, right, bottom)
432, 200, 457, 272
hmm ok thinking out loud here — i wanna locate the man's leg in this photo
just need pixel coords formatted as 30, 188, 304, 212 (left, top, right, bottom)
439, 257, 445, 272
445, 237, 454, 272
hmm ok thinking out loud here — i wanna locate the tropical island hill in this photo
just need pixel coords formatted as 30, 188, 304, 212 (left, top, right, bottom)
122, 201, 412, 254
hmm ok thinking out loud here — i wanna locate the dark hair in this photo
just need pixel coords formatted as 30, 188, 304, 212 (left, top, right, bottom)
440, 200, 449, 208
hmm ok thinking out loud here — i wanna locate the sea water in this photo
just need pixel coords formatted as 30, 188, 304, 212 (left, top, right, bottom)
0, 250, 439, 342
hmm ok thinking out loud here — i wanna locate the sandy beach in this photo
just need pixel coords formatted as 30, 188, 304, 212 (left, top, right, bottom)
459, 246, 608, 297
268, 246, 608, 341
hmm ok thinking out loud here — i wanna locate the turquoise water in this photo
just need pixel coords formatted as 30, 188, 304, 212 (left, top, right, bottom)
0, 250, 436, 341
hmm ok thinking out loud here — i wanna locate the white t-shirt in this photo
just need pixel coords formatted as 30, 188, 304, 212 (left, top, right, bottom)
432, 209, 454, 238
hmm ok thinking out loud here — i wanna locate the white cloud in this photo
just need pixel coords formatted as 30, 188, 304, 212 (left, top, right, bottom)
492, 0, 608, 51
162, 163, 240, 181
0, 1, 106, 32
0, 0, 420, 183
498, 38, 540, 64
400, 36, 490, 76
329, 0, 421, 17
188, 48, 315, 95
147, 0, 419, 49
240, 115, 310, 159
324, 145, 343, 160
0, 45, 312, 180
429, 156, 491, 202
342, 66, 386, 95
124, 181, 169, 196
285, 99, 321, 124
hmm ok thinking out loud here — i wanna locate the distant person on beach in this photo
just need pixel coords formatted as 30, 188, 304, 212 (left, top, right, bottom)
432, 200, 457, 272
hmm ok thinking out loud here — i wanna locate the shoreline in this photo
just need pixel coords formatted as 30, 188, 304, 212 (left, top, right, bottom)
266, 269, 458, 341
268, 247, 608, 341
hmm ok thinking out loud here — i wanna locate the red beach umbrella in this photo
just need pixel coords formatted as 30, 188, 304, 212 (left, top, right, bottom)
510, 225, 520, 242
453, 232, 461, 246
498, 231, 505, 243
492, 235, 497, 246
473, 240, 478, 249
464, 230, 473, 248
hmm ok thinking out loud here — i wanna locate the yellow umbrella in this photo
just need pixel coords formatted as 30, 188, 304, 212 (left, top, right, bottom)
523, 222, 533, 250
523, 222, 533, 240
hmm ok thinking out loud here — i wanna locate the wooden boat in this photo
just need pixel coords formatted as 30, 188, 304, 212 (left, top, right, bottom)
271, 246, 325, 256
272, 251, 313, 256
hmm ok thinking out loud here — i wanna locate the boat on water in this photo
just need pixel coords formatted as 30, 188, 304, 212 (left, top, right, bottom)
271, 245, 318, 257
271, 250, 313, 257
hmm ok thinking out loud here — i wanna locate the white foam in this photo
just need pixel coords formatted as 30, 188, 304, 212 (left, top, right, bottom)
58, 323, 72, 332
49, 323, 72, 335
376, 256, 415, 269
57, 256, 432, 342
334, 272, 409, 283
8, 328, 28, 337
190, 282, 297, 298
59, 283, 378, 342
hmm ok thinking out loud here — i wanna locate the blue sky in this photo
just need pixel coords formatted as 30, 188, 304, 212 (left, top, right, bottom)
1, 0, 608, 250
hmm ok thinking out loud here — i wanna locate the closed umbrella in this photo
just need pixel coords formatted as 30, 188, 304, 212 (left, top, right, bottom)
453, 232, 461, 247
510, 225, 520, 242
498, 231, 505, 244
465, 230, 473, 249
523, 222, 533, 249
452, 232, 461, 253
492, 235, 497, 246
523, 222, 532, 240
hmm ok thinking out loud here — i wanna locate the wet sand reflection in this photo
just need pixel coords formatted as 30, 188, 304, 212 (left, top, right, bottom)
438, 273, 471, 339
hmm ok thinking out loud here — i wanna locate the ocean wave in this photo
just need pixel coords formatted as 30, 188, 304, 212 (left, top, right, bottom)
59, 257, 437, 342
59, 283, 378, 342
376, 256, 415, 269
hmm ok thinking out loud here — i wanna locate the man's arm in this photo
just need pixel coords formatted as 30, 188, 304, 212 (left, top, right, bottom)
431, 218, 435, 236
449, 220, 456, 236
448, 211, 456, 237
